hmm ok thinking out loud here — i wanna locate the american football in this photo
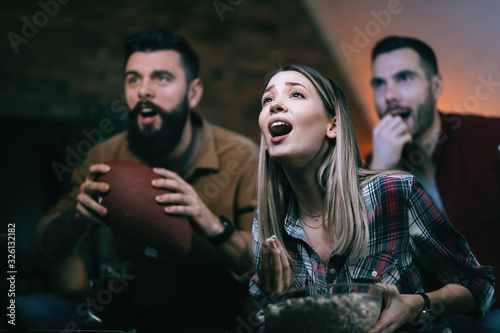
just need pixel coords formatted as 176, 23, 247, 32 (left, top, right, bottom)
97, 160, 191, 258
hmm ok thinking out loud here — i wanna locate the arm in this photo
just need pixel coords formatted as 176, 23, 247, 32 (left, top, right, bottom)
34, 160, 111, 265
369, 177, 494, 331
408, 178, 494, 315
152, 168, 254, 275
367, 283, 475, 332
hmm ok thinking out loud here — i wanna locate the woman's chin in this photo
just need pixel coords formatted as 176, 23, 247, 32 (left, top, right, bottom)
267, 151, 300, 168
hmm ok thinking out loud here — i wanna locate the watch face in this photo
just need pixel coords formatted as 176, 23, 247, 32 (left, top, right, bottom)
418, 309, 431, 324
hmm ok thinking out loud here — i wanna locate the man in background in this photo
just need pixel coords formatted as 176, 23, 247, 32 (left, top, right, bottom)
367, 35, 499, 332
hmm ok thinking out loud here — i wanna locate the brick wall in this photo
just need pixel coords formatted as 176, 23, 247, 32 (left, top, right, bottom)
1, 0, 369, 141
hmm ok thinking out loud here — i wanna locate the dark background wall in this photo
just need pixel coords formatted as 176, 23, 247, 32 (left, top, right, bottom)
0, 0, 369, 295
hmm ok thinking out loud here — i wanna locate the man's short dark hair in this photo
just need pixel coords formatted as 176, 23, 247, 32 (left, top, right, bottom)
372, 36, 438, 77
123, 29, 199, 83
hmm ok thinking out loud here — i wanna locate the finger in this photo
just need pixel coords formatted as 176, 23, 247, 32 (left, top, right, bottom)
268, 241, 285, 291
366, 284, 399, 333
373, 116, 390, 136
365, 311, 391, 333
156, 192, 188, 205
152, 178, 185, 193
400, 132, 413, 146
75, 202, 105, 224
77, 192, 107, 216
156, 192, 197, 217
377, 117, 407, 138
369, 315, 398, 333
276, 242, 293, 288
259, 242, 272, 292
272, 240, 293, 289
88, 163, 111, 179
377, 113, 401, 128
374, 115, 401, 138
163, 204, 193, 216
386, 284, 399, 298
384, 119, 409, 136
80, 180, 109, 195
379, 113, 396, 123
152, 167, 182, 181
152, 168, 191, 193
374, 120, 412, 150
152, 173, 194, 197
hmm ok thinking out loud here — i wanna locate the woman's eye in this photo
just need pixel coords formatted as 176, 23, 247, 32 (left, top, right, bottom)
262, 97, 273, 105
157, 76, 169, 83
291, 92, 304, 98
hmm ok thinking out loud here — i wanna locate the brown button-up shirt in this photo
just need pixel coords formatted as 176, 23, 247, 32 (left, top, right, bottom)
35, 112, 259, 331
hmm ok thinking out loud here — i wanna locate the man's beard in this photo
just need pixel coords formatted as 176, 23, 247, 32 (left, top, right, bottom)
412, 90, 435, 140
127, 97, 189, 163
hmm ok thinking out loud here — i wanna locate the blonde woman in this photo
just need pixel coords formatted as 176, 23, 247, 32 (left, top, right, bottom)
249, 64, 493, 333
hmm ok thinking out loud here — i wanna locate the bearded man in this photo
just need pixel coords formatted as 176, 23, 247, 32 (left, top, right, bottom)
30, 30, 259, 332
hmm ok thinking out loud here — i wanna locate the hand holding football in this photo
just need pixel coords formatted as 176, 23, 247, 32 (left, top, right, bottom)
97, 160, 191, 258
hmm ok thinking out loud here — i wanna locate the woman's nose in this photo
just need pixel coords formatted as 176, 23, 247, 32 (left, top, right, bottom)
270, 100, 287, 114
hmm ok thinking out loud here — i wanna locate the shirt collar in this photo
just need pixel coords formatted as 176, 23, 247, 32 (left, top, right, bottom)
283, 195, 309, 243
186, 111, 220, 178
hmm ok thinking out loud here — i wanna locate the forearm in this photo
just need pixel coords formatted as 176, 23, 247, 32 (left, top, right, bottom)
404, 284, 475, 321
426, 284, 476, 318
199, 208, 254, 276
368, 283, 476, 332
216, 229, 253, 275
35, 206, 95, 264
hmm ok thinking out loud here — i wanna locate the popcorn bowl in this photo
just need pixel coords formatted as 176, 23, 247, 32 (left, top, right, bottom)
263, 283, 386, 333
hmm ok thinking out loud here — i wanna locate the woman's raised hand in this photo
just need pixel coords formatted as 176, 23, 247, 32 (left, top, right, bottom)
258, 237, 294, 293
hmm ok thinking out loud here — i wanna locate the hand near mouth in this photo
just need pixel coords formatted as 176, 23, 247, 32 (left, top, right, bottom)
370, 114, 413, 169
388, 108, 411, 119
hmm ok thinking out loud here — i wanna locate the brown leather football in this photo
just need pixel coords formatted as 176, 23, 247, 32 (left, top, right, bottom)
97, 160, 191, 258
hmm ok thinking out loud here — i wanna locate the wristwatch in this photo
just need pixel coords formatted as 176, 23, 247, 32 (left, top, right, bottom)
416, 292, 432, 324
207, 215, 235, 246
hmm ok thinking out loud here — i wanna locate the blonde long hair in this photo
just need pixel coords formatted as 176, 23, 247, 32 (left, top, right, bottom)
257, 64, 381, 259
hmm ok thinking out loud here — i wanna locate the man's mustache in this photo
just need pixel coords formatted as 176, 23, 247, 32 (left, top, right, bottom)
384, 105, 411, 117
130, 101, 163, 115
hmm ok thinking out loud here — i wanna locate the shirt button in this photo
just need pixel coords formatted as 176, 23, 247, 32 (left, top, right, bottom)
371, 270, 378, 277
330, 268, 336, 274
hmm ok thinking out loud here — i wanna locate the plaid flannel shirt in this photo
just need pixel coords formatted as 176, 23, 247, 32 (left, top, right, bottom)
250, 174, 494, 332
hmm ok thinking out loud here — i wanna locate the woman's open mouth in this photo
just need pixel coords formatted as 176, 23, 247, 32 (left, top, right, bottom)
269, 121, 293, 138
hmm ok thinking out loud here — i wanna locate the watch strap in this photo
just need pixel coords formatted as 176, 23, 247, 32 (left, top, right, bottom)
417, 292, 431, 311
416, 292, 431, 324
207, 215, 235, 246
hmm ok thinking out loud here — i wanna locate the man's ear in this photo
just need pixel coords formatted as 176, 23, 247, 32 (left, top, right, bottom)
431, 74, 443, 99
187, 78, 203, 109
326, 116, 337, 139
